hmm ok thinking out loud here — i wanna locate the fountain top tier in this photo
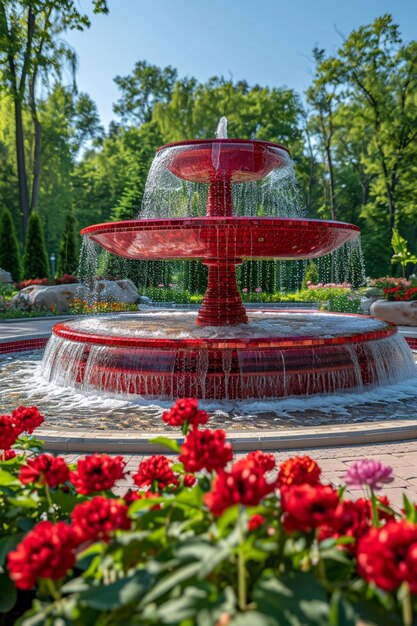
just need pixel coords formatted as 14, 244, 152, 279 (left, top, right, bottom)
80, 134, 359, 326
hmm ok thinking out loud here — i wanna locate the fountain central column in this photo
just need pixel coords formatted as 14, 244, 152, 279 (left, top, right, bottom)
196, 258, 248, 326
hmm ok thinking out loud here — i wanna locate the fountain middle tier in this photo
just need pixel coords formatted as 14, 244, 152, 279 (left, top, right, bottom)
44, 311, 416, 401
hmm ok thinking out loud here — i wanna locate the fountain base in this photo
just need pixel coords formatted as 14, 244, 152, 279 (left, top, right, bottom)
43, 311, 416, 401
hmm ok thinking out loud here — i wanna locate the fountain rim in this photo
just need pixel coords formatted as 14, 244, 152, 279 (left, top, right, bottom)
156, 138, 291, 155
80, 216, 361, 237
52, 312, 397, 351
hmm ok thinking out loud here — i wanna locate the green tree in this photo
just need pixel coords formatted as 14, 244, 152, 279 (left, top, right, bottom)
113, 60, 177, 125
57, 211, 77, 276
22, 210, 49, 278
0, 0, 108, 236
0, 206, 22, 280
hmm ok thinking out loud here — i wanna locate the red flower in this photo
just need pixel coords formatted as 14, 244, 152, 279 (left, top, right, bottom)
248, 514, 266, 531
2, 449, 17, 460
277, 456, 321, 489
19, 453, 69, 488
183, 474, 197, 487
357, 520, 417, 592
204, 458, 276, 516
71, 496, 131, 543
69, 454, 126, 495
318, 499, 371, 548
179, 429, 233, 473
247, 450, 276, 472
281, 483, 339, 533
8, 521, 76, 589
162, 398, 209, 429
123, 489, 160, 506
0, 415, 19, 449
11, 406, 44, 434
132, 455, 179, 490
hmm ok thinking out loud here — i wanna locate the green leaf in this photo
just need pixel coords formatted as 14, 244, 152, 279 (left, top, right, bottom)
254, 573, 329, 626
0, 469, 21, 487
141, 561, 202, 605
230, 612, 278, 625
0, 571, 17, 613
8, 495, 39, 509
148, 436, 181, 453
0, 533, 25, 567
79, 570, 153, 610
329, 591, 357, 626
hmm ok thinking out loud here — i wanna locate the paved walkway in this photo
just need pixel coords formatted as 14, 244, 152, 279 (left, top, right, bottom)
62, 439, 417, 509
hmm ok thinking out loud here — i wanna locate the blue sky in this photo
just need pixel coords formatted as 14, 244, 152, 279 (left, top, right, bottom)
66, 0, 417, 129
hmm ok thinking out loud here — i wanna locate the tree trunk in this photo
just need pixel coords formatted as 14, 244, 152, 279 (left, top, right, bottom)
29, 77, 42, 213
14, 98, 30, 237
325, 142, 337, 220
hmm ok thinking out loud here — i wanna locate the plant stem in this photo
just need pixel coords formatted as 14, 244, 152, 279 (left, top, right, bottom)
238, 506, 247, 611
368, 487, 380, 527
402, 582, 413, 626
44, 483, 57, 521
45, 578, 60, 601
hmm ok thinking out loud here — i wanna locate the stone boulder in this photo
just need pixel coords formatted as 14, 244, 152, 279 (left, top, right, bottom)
12, 279, 140, 313
370, 299, 417, 326
93, 279, 139, 304
0, 268, 13, 284
12, 283, 88, 313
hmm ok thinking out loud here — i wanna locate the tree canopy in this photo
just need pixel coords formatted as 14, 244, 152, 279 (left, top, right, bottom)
0, 11, 416, 280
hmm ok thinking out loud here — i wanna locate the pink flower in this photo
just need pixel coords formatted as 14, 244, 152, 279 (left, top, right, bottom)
158, 284, 164, 288
255, 287, 262, 293
344, 459, 394, 490
242, 288, 248, 293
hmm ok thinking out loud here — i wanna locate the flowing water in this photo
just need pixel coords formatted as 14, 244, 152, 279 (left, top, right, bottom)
1, 348, 417, 431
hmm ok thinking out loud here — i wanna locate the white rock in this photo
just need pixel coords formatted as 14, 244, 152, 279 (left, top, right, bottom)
0, 268, 13, 284
12, 279, 139, 313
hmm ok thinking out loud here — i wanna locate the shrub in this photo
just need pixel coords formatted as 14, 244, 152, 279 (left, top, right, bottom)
54, 273, 78, 285
302, 261, 319, 289
1, 400, 416, 625
57, 212, 78, 276
0, 207, 22, 281
14, 277, 50, 291
22, 211, 49, 279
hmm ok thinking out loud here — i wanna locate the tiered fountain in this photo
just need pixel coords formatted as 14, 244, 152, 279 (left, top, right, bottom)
43, 122, 416, 401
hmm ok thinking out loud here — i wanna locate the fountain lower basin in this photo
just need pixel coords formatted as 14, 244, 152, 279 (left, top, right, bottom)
43, 311, 416, 401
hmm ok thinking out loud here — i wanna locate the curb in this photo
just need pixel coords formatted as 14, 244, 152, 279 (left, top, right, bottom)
37, 420, 417, 454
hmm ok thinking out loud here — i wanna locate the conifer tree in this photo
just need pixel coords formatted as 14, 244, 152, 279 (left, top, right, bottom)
23, 212, 49, 279
57, 212, 78, 276
0, 208, 22, 281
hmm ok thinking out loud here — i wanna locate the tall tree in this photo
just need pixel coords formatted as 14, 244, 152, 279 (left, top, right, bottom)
307, 48, 339, 220
0, 206, 22, 280
22, 210, 49, 278
57, 210, 77, 276
0, 0, 108, 236
320, 15, 417, 233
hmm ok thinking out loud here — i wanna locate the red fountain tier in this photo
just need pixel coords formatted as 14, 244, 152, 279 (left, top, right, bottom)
81, 138, 358, 326
46, 138, 414, 401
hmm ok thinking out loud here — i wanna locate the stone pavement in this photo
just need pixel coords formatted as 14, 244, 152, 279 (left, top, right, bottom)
63, 438, 417, 509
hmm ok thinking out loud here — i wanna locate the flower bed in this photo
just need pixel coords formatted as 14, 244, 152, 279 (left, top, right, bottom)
1, 401, 417, 625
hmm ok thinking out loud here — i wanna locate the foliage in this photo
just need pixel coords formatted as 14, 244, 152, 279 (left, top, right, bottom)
22, 211, 49, 279
302, 261, 319, 289
68, 299, 138, 314
0, 207, 22, 281
322, 291, 363, 314
0, 0, 108, 237
57, 211, 78, 277
0, 401, 416, 625
391, 229, 417, 278
384, 287, 417, 302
